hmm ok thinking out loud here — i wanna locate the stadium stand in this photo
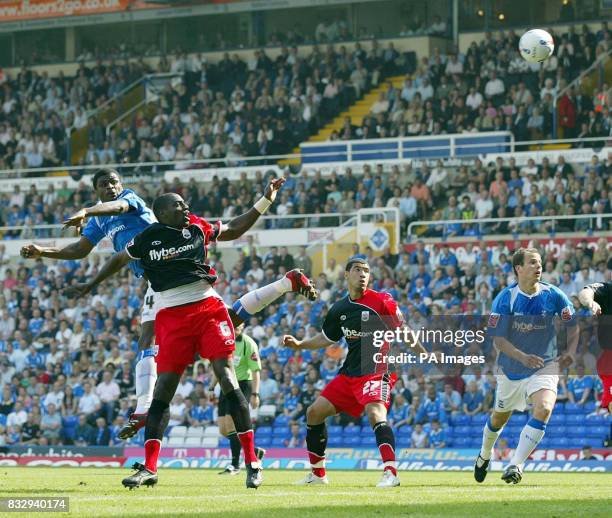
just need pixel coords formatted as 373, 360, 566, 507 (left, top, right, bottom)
0, 16, 610, 451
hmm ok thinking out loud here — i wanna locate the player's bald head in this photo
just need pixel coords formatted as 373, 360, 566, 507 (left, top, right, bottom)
153, 193, 183, 220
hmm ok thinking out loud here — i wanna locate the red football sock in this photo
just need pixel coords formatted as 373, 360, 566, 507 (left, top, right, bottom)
144, 439, 161, 473
237, 430, 258, 464
378, 443, 397, 476
308, 452, 326, 478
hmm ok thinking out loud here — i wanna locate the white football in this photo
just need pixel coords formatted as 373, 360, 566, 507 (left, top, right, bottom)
519, 29, 555, 63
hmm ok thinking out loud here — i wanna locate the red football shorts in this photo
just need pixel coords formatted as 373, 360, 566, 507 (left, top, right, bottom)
154, 296, 235, 375
321, 373, 397, 417
597, 349, 612, 411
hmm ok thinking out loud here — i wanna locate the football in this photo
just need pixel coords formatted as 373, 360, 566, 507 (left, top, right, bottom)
519, 28, 555, 63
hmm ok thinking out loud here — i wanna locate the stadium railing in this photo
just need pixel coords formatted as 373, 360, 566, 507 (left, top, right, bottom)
406, 214, 612, 242
0, 136, 608, 179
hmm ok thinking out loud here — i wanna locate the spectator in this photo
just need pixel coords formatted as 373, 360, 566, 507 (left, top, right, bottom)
411, 423, 429, 448
567, 364, 594, 405
40, 403, 62, 445
428, 419, 446, 448
462, 381, 484, 416
96, 370, 121, 423
92, 417, 111, 446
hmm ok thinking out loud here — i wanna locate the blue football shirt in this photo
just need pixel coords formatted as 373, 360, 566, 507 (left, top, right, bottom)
488, 282, 576, 379
82, 189, 156, 277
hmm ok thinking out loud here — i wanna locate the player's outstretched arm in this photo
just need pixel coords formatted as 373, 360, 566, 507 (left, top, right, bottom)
578, 286, 601, 315
494, 336, 545, 369
218, 178, 285, 241
283, 332, 336, 351
63, 250, 133, 298
21, 237, 95, 261
62, 200, 131, 234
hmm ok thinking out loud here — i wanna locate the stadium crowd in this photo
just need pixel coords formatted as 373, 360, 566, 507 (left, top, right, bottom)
0, 152, 610, 448
1, 22, 609, 175
1, 150, 610, 240
0, 39, 408, 172
346, 23, 610, 142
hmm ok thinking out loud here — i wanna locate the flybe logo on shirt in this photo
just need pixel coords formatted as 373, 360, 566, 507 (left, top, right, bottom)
341, 326, 373, 339
107, 224, 126, 240
149, 244, 195, 261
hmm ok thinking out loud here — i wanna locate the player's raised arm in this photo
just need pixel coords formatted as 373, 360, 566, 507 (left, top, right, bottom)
283, 332, 336, 351
63, 250, 133, 298
21, 236, 95, 261
62, 199, 131, 234
217, 177, 285, 241
578, 285, 602, 315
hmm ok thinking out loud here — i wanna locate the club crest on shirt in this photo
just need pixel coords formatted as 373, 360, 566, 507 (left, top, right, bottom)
561, 306, 572, 321
361, 311, 370, 322
182, 228, 192, 239
340, 315, 346, 320
488, 313, 500, 328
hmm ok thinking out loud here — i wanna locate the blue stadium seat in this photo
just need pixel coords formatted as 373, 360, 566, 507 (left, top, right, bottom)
548, 414, 566, 425
219, 438, 229, 447
549, 438, 570, 448
274, 415, 290, 426
453, 437, 471, 447
257, 426, 272, 436
451, 415, 470, 426
553, 402, 565, 413
584, 415, 609, 425
511, 413, 528, 425
584, 402, 597, 413
574, 437, 594, 447
397, 438, 412, 448
469, 425, 484, 436
345, 436, 361, 446
361, 415, 370, 426
257, 437, 272, 447
328, 425, 343, 435
360, 436, 377, 447
397, 425, 412, 437
548, 426, 567, 437
0, 414, 6, 426
567, 426, 587, 437
272, 427, 288, 437
565, 414, 583, 425
342, 425, 361, 436
564, 403, 582, 414
328, 436, 343, 447
470, 414, 488, 425
455, 425, 471, 436
591, 425, 609, 437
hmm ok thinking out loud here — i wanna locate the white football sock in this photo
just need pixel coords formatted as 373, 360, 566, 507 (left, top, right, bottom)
134, 354, 157, 415
235, 277, 292, 317
510, 418, 546, 467
479, 418, 503, 462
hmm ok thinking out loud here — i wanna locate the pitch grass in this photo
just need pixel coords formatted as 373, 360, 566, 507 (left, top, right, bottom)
1, 468, 611, 517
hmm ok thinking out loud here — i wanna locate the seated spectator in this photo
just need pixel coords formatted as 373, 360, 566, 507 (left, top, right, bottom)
428, 419, 446, 448
462, 381, 484, 416
40, 403, 62, 445
411, 423, 429, 448
74, 414, 95, 446
91, 417, 111, 446
284, 421, 306, 448
567, 364, 594, 405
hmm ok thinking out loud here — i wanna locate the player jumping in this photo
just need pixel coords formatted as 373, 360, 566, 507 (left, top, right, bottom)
212, 323, 265, 475
21, 168, 316, 440
578, 280, 612, 413
69, 186, 293, 489
283, 256, 427, 488
474, 247, 578, 485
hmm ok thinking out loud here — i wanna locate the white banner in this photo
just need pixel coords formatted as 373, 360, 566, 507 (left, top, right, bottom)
479, 146, 611, 167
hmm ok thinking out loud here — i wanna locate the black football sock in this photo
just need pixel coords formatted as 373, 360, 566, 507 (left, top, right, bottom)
374, 421, 397, 475
227, 431, 241, 468
306, 422, 327, 476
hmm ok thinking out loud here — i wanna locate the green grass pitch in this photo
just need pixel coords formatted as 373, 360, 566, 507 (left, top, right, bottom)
0, 468, 611, 517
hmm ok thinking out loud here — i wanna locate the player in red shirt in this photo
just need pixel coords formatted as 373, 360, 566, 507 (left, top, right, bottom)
283, 256, 427, 487
71, 180, 288, 490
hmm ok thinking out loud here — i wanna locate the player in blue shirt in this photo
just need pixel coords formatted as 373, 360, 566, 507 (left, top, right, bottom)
21, 169, 316, 443
474, 248, 578, 485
